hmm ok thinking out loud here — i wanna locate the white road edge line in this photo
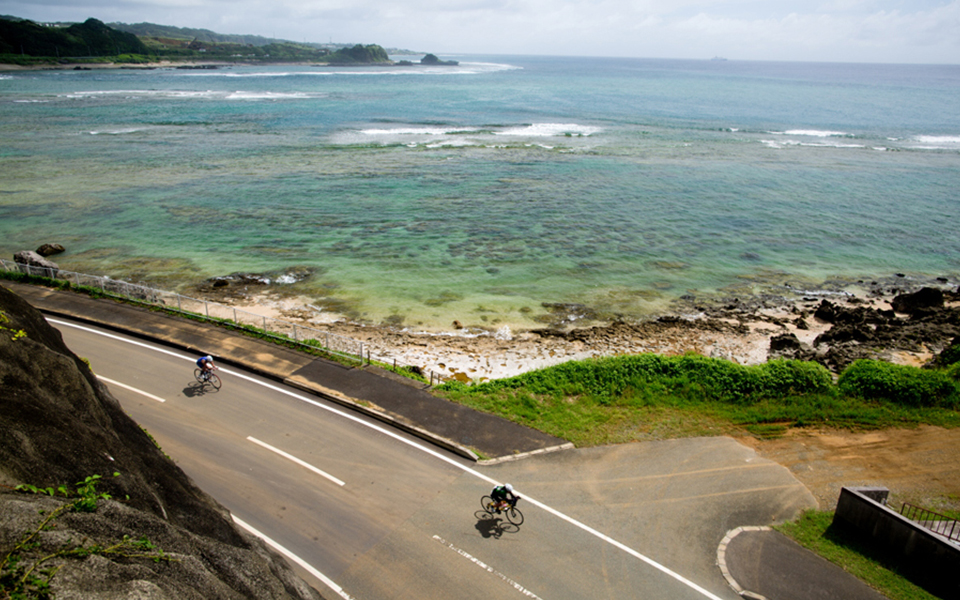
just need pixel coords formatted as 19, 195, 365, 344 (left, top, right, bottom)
232, 514, 353, 600
98, 375, 166, 403
247, 436, 345, 487
433, 535, 543, 599
52, 317, 725, 600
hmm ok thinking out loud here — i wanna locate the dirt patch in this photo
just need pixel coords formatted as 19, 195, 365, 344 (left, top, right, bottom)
741, 426, 960, 513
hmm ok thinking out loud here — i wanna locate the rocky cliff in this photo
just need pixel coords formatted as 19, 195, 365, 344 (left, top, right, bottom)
0, 285, 323, 599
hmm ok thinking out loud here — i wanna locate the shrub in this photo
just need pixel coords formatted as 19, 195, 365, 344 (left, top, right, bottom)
443, 353, 835, 405
837, 360, 960, 408
937, 338, 960, 368
755, 359, 834, 397
947, 362, 960, 382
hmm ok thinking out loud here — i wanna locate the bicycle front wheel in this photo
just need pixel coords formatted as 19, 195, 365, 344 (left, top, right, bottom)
480, 495, 495, 514
208, 373, 222, 390
505, 506, 524, 526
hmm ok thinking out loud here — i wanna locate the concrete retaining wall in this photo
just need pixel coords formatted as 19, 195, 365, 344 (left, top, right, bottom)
834, 486, 960, 598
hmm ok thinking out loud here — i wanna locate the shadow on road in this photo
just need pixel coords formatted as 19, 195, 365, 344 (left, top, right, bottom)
474, 511, 520, 538
182, 382, 219, 398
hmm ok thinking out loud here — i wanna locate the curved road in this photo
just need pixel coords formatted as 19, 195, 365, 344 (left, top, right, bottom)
54, 317, 813, 600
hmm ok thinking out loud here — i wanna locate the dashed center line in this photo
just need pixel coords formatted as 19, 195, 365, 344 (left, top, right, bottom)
246, 436, 345, 487
98, 375, 167, 403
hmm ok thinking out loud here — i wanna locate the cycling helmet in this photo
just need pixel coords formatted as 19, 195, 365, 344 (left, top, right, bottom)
206, 355, 213, 361
504, 483, 513, 492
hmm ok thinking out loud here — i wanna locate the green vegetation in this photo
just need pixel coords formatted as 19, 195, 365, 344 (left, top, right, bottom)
325, 44, 390, 64
775, 510, 940, 600
0, 17, 147, 59
838, 359, 959, 408
3, 474, 171, 599
0, 16, 392, 66
436, 352, 960, 446
0, 309, 26, 341
110, 22, 287, 46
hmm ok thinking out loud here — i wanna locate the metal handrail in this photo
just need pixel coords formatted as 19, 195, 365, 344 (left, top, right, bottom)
900, 502, 960, 543
1, 257, 446, 384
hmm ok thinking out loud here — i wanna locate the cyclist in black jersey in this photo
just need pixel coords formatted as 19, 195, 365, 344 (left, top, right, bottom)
490, 483, 519, 513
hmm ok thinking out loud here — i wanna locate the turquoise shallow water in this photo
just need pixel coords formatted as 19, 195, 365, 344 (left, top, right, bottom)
1, 56, 959, 329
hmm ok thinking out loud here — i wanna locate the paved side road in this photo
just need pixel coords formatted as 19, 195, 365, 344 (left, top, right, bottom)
720, 528, 890, 600
5, 282, 569, 461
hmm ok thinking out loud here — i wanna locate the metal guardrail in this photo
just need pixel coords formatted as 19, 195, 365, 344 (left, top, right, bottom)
1, 258, 445, 384
901, 502, 960, 543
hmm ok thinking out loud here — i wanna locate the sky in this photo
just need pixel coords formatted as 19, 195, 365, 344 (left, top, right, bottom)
2, 0, 958, 64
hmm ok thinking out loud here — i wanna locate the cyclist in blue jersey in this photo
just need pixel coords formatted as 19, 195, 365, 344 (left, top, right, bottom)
196, 355, 216, 380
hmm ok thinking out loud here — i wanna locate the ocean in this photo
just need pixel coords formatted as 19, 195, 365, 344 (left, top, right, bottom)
1, 55, 958, 331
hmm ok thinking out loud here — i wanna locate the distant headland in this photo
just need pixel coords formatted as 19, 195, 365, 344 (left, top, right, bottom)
0, 15, 454, 69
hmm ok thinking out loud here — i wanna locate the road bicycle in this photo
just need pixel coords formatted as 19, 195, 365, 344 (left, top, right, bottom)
481, 494, 524, 526
194, 368, 222, 390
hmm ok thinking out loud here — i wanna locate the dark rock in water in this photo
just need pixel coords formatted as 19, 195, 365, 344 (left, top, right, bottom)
536, 302, 600, 327
0, 287, 320, 599
13, 250, 59, 276
420, 53, 459, 66
36, 243, 65, 257
197, 266, 317, 295
891, 287, 944, 314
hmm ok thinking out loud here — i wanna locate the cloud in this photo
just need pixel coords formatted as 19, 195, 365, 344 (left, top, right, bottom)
1, 0, 957, 62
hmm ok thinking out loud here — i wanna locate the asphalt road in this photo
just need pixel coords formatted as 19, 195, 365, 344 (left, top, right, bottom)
54, 317, 816, 600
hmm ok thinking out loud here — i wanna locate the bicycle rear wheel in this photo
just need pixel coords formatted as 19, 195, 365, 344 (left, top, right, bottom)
505, 506, 524, 526
207, 373, 222, 390
480, 495, 495, 514
194, 368, 205, 384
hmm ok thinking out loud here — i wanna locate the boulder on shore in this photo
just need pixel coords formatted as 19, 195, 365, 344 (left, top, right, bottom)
36, 243, 65, 257
891, 287, 944, 314
13, 250, 59, 276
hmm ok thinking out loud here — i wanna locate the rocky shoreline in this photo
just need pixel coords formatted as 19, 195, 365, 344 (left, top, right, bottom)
207, 272, 960, 382
10, 245, 958, 382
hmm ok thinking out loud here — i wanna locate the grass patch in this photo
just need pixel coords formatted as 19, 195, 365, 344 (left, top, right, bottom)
775, 510, 942, 600
436, 353, 960, 446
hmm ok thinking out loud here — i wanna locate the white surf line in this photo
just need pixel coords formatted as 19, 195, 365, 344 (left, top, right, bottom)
232, 515, 353, 600
53, 317, 725, 600
433, 535, 543, 599
246, 436, 345, 487
97, 375, 167, 403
